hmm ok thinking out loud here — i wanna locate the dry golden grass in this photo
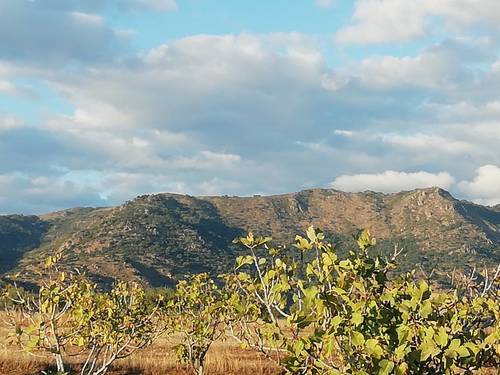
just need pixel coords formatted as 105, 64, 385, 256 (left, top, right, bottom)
110, 340, 280, 375
0, 314, 279, 375
1, 315, 497, 375
0, 340, 280, 375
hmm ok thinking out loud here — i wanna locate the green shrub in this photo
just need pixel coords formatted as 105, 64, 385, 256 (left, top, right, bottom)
226, 227, 500, 374
167, 273, 228, 375
3, 252, 165, 375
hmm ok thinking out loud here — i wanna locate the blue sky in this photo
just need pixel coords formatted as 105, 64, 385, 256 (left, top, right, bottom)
1, 0, 500, 213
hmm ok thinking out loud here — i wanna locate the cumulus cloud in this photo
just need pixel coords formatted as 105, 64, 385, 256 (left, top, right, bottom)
173, 151, 242, 170
356, 53, 454, 89
334, 130, 476, 156
0, 80, 35, 98
336, 0, 500, 45
0, 115, 22, 132
339, 37, 496, 90
100, 172, 246, 203
0, 32, 336, 213
336, 0, 428, 44
315, 0, 335, 9
380, 133, 474, 155
330, 171, 456, 193
0, 172, 105, 214
0, 126, 76, 175
2, 31, 499, 212
0, 1, 127, 64
334, 129, 354, 137
47, 33, 330, 153
2, 32, 499, 212
10, 0, 177, 13
1, 0, 500, 213
458, 165, 500, 206
134, 0, 177, 12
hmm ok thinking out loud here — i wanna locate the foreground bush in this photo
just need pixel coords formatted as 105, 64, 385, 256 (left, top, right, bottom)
4, 252, 92, 373
3, 252, 165, 375
167, 273, 228, 375
72, 281, 165, 375
227, 227, 500, 374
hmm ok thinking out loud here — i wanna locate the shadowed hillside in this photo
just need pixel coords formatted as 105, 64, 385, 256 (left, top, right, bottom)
0, 215, 48, 274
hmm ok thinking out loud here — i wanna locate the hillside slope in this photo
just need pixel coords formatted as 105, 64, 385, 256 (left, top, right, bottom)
0, 215, 48, 274
1, 187, 499, 287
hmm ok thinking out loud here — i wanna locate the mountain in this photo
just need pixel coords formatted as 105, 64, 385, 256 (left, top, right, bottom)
1, 187, 499, 288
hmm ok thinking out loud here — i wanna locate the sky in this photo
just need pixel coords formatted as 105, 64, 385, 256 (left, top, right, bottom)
1, 0, 500, 214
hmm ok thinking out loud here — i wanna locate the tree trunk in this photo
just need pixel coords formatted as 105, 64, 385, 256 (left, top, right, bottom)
193, 358, 204, 375
54, 353, 65, 373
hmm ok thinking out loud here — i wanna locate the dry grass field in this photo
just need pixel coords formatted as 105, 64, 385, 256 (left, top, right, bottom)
1, 314, 497, 375
0, 315, 279, 375
0, 343, 280, 375
0, 339, 280, 375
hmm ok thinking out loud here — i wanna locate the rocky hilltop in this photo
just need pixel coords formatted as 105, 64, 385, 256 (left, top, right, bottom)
1, 187, 499, 288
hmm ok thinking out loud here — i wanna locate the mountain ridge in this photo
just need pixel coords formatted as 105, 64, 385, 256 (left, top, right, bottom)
1, 187, 499, 288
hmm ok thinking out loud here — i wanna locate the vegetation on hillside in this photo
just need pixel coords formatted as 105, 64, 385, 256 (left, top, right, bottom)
1, 188, 500, 290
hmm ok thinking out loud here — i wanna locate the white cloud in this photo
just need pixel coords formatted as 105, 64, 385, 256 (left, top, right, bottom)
0, 80, 25, 96
0, 172, 104, 214
0, 115, 23, 132
71, 11, 104, 25
47, 33, 328, 156
336, 0, 500, 45
341, 36, 495, 90
458, 165, 500, 205
57, 33, 318, 125
330, 170, 455, 193
134, 0, 177, 12
315, 0, 335, 9
0, 64, 37, 97
0, 1, 126, 64
334, 129, 354, 137
429, 101, 500, 123
333, 129, 475, 155
1, 2, 500, 214
336, 0, 428, 44
355, 53, 453, 89
173, 151, 242, 170
380, 133, 474, 154
11, 34, 499, 209
100, 172, 244, 203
